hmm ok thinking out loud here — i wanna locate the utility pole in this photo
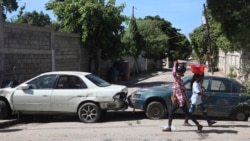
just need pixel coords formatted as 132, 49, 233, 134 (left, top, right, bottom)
132, 6, 136, 18
203, 3, 214, 74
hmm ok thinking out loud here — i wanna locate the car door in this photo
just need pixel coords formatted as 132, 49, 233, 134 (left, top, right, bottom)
12, 75, 57, 111
205, 77, 240, 117
51, 75, 89, 112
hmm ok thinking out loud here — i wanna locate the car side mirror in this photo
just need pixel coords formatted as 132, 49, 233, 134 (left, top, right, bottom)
18, 84, 30, 90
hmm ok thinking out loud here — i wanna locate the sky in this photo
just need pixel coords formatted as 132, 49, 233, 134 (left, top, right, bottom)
8, 0, 206, 38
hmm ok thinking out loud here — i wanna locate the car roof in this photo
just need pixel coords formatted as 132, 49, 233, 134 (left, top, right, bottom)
183, 74, 242, 84
39, 71, 91, 76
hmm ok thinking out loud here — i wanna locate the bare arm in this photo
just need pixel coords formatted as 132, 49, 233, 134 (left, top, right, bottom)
177, 59, 187, 63
197, 92, 209, 98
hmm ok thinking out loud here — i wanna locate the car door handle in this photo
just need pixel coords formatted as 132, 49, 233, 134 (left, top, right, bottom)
42, 95, 49, 97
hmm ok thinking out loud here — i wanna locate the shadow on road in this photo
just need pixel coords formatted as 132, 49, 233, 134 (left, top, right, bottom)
16, 111, 247, 125
16, 110, 147, 124
100, 110, 146, 122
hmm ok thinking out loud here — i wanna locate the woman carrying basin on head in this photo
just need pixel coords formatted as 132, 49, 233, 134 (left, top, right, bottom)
162, 59, 203, 133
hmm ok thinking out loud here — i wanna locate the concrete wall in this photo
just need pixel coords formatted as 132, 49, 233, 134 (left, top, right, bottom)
218, 48, 250, 80
218, 49, 241, 75
0, 21, 86, 84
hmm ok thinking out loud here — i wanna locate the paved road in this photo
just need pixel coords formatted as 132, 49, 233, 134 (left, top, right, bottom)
0, 67, 250, 141
1, 115, 250, 141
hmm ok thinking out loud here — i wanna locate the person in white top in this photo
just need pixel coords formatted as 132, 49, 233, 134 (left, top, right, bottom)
184, 73, 216, 127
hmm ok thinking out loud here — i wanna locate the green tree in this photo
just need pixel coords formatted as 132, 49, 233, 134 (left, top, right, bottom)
128, 16, 145, 58
15, 10, 51, 27
207, 0, 250, 50
189, 25, 208, 63
190, 8, 232, 68
0, 0, 18, 20
138, 16, 191, 61
136, 16, 168, 60
168, 33, 191, 61
46, 0, 127, 75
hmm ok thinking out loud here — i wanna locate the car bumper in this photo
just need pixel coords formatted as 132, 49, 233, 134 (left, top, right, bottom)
127, 95, 144, 110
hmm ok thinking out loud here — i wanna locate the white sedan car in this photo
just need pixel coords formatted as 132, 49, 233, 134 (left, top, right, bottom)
0, 71, 128, 123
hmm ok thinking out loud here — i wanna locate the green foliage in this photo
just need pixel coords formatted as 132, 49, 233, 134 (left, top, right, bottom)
206, 12, 237, 54
127, 16, 145, 57
46, 0, 127, 74
122, 15, 192, 61
0, 0, 18, 20
190, 11, 222, 66
169, 34, 191, 61
189, 26, 207, 63
14, 10, 52, 27
137, 17, 168, 59
237, 62, 250, 95
148, 15, 193, 61
207, 0, 250, 51
227, 66, 236, 78
242, 81, 250, 96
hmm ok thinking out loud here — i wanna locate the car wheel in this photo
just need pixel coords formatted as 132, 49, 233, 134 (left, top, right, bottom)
235, 111, 247, 121
78, 102, 101, 123
145, 101, 167, 119
0, 100, 10, 119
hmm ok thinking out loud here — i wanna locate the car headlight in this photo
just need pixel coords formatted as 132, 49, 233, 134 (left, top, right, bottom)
131, 91, 141, 98
132, 94, 141, 98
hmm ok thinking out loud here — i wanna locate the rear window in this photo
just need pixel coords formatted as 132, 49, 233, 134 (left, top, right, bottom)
85, 74, 111, 87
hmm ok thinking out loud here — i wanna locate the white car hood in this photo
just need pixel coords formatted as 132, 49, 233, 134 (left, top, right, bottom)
103, 84, 127, 93
105, 84, 126, 89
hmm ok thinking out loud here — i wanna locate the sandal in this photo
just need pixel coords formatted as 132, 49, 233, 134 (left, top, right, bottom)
162, 127, 172, 132
197, 125, 203, 133
183, 122, 192, 126
208, 121, 217, 127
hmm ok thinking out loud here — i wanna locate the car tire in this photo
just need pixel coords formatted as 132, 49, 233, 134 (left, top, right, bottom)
0, 100, 10, 119
235, 111, 247, 121
145, 101, 167, 119
78, 102, 101, 123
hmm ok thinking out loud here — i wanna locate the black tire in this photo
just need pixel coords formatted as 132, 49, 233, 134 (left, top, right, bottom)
0, 100, 10, 119
235, 111, 247, 121
78, 102, 101, 123
145, 101, 167, 119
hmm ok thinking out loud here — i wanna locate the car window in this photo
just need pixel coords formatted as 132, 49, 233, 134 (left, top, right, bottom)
202, 78, 209, 90
184, 78, 209, 91
56, 75, 87, 89
210, 79, 232, 93
27, 75, 57, 89
85, 74, 110, 87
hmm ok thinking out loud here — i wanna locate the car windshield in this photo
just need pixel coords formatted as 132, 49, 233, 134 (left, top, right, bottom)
182, 76, 192, 83
85, 74, 111, 87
